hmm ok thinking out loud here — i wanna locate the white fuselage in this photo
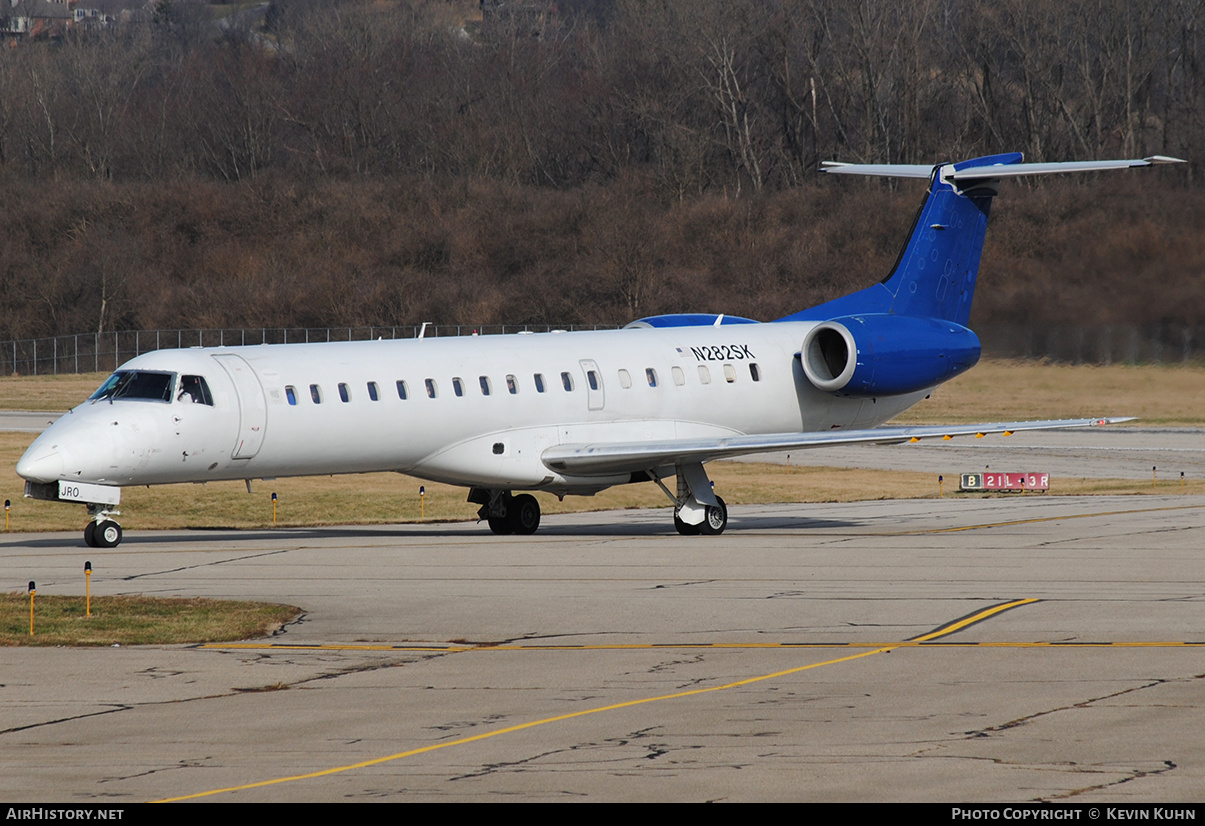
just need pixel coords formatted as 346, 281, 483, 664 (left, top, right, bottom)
17, 323, 925, 495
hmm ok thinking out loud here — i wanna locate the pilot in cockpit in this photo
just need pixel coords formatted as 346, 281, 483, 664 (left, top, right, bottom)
177, 375, 211, 405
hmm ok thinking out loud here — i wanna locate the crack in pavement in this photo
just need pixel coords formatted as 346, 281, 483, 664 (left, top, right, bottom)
0, 704, 132, 735
1, 652, 450, 738
911, 748, 1178, 802
648, 654, 705, 674
934, 673, 1203, 798
447, 726, 680, 780
965, 678, 1170, 736
120, 548, 296, 581
99, 758, 212, 785
1052, 759, 1178, 801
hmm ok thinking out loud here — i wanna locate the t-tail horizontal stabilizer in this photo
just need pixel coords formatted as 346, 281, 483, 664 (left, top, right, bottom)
820, 155, 1185, 179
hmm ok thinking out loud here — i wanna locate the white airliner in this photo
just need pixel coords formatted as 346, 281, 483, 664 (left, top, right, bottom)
16, 153, 1184, 547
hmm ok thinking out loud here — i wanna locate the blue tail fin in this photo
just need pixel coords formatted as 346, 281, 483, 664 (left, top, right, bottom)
779, 153, 1024, 326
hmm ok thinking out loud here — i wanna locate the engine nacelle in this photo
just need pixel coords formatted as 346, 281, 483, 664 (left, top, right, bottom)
801, 314, 980, 397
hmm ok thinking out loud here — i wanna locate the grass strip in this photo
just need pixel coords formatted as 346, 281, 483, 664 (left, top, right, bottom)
0, 593, 301, 647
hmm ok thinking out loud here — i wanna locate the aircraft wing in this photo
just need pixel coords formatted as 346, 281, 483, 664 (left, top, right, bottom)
541, 417, 1133, 477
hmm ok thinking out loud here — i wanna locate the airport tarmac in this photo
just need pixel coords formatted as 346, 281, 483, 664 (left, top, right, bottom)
2, 494, 1204, 802
0, 411, 64, 433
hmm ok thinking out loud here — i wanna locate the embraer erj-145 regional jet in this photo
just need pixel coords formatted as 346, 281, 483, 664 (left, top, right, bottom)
17, 153, 1185, 547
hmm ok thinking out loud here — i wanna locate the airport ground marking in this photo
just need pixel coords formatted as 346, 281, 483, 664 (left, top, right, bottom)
160, 599, 1029, 802
910, 597, 1037, 640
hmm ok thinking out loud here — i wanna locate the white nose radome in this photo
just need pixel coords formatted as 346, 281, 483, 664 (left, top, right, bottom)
16, 444, 64, 483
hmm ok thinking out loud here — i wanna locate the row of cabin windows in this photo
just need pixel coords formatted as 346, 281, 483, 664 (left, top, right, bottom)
618, 363, 761, 388
283, 363, 760, 406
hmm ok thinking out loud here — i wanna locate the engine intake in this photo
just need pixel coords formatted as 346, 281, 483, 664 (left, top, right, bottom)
801, 314, 980, 397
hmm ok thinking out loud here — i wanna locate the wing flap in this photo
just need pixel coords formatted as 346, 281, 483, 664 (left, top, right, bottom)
541, 418, 1133, 477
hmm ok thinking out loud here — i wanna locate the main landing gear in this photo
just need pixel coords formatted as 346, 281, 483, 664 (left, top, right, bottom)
672, 495, 727, 536
470, 489, 542, 536
651, 462, 729, 536
467, 462, 729, 538
84, 504, 123, 548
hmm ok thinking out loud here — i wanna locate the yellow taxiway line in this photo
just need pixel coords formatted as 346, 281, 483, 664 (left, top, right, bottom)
160, 598, 1035, 802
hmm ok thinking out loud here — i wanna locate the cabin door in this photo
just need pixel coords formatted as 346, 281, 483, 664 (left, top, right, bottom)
212, 354, 267, 459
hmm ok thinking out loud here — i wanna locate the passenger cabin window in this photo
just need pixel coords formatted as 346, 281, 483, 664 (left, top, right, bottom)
723, 364, 737, 383
698, 365, 711, 384
338, 383, 351, 403
749, 363, 761, 382
425, 379, 437, 399
561, 372, 574, 391
178, 375, 213, 406
671, 366, 685, 386
618, 369, 632, 389
310, 384, 323, 404
452, 377, 464, 397
534, 373, 546, 393
587, 370, 599, 391
506, 375, 518, 394
480, 376, 492, 396
645, 368, 658, 388
89, 371, 175, 404
367, 381, 380, 401
285, 386, 297, 406
396, 380, 409, 400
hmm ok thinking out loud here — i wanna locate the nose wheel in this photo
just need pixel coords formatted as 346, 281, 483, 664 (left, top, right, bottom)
84, 519, 123, 548
84, 504, 124, 548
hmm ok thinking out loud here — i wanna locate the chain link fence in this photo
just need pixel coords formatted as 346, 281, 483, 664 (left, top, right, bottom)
0, 325, 614, 376
2, 323, 1202, 376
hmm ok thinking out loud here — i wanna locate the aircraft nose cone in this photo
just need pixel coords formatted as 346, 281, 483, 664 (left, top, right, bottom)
16, 445, 64, 483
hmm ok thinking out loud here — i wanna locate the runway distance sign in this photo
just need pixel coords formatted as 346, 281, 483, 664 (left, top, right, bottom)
960, 472, 1049, 492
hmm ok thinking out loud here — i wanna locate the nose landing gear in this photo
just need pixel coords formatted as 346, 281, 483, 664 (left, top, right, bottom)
84, 505, 123, 548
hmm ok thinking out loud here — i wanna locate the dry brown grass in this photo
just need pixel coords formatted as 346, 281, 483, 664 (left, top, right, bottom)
891, 359, 1205, 426
0, 593, 301, 647
0, 373, 109, 412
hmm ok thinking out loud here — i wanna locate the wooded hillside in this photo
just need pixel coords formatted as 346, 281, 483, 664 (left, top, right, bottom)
0, 0, 1200, 339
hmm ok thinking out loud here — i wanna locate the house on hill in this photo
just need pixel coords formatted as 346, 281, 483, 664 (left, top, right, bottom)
2, 0, 82, 39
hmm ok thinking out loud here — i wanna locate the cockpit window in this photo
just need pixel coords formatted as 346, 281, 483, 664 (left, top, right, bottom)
89, 371, 175, 403
178, 375, 213, 406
